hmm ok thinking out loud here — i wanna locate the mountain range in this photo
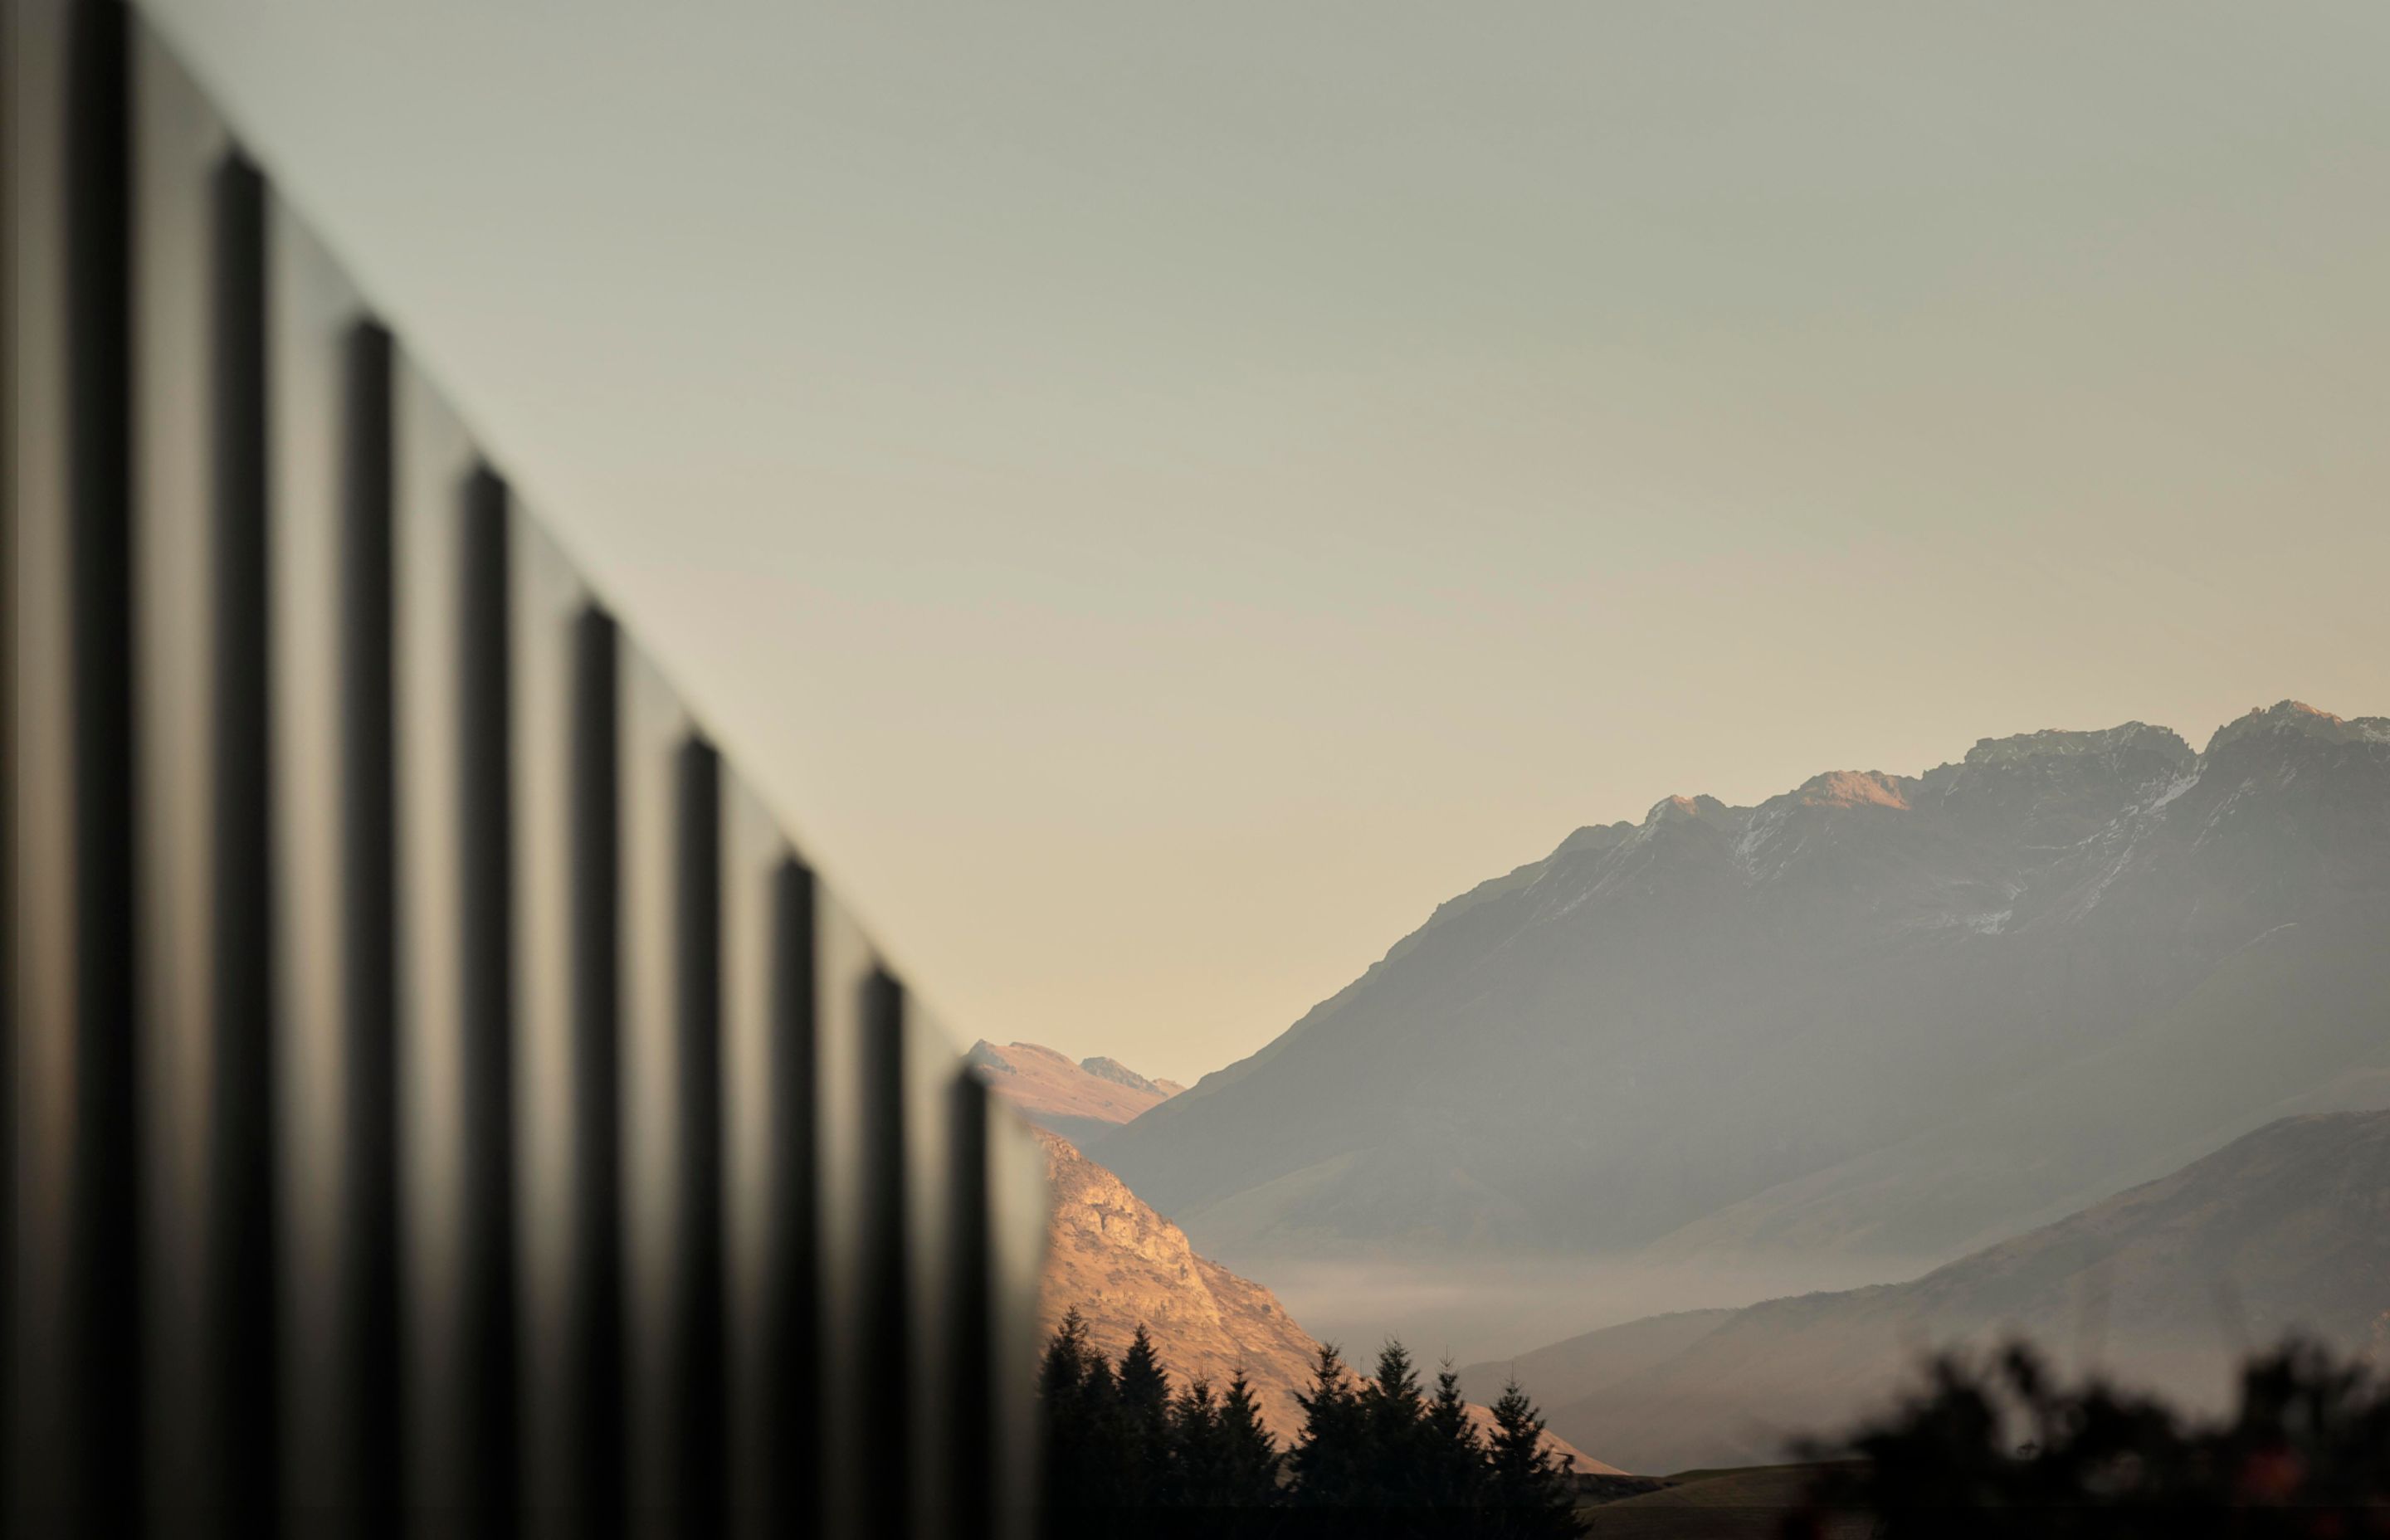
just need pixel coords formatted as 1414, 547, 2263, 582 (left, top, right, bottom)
1458, 1109, 2390, 1473
1101, 701, 2390, 1289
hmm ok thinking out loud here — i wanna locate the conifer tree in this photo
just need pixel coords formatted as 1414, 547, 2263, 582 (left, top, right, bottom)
1358, 1341, 1431, 1507
1037, 1309, 1100, 1508
1036, 1310, 1091, 1417
1075, 1343, 1127, 1512
1485, 1377, 1582, 1538
1114, 1323, 1173, 1508
1290, 1343, 1368, 1508
1423, 1357, 1486, 1512
1217, 1368, 1284, 1508
1168, 1376, 1226, 1506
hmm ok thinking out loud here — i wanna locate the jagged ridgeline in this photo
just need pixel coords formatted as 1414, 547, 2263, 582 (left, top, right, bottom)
967, 1040, 1186, 1150
1104, 702, 2390, 1268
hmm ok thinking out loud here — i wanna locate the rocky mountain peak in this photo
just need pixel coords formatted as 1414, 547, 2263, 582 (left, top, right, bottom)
1642, 792, 1733, 827
1080, 1055, 1183, 1098
1781, 769, 1911, 811
2206, 699, 2390, 756
1929, 719, 2196, 843
1961, 722, 2194, 771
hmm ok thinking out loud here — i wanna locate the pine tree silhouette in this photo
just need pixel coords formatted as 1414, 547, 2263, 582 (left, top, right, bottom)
1358, 1341, 1431, 1508
1290, 1343, 1368, 1508
1036, 1309, 1100, 1509
1076, 1336, 1127, 1511
1217, 1367, 1284, 1508
1424, 1357, 1487, 1513
1484, 1377, 1581, 1538
1114, 1323, 1173, 1509
1168, 1377, 1226, 1506
1371, 1341, 1481, 1536
1037, 1312, 1163, 1527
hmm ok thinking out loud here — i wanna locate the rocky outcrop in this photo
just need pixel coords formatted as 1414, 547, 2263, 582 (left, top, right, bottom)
1037, 1128, 1327, 1439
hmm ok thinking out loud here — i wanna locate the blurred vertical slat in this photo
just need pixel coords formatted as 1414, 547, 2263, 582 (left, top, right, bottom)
986, 1109, 1051, 1540
943, 1071, 995, 1540
508, 513, 588, 1536
267, 197, 366, 1531
392, 358, 474, 1534
566, 605, 625, 1536
1, 0, 18, 1523
672, 738, 726, 1533
859, 969, 912, 1532
61, 9, 139, 1527
339, 319, 401, 1538
129, 26, 227, 1530
618, 652, 688, 1532
763, 858, 823, 1532
456, 465, 519, 1533
206, 145, 280, 1538
736, 846, 822, 1530
905, 997, 959, 1540
721, 786, 796, 1537
812, 892, 878, 1538
7, 0, 140, 1532
4, 0, 76, 1525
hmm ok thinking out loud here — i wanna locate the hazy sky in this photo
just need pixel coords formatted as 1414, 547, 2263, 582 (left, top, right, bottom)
149, 2, 2390, 1084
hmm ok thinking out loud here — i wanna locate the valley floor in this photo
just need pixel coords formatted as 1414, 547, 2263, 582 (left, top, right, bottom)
1581, 1464, 1870, 1539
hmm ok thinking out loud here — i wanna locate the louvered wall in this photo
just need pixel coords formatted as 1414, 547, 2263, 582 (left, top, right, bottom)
2, 2, 1049, 1533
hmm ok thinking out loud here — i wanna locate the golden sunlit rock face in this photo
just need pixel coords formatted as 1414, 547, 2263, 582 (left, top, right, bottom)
1035, 1128, 1327, 1441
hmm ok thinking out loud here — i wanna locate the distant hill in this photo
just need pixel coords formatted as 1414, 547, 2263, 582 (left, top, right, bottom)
1456, 1308, 1737, 1417
1036, 1129, 1613, 1472
1465, 1110, 2390, 1474
968, 1040, 1185, 1147
1103, 701, 2390, 1278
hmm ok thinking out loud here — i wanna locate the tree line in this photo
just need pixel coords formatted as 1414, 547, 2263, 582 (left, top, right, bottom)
1037, 1307, 1582, 1538
1791, 1337, 2390, 1538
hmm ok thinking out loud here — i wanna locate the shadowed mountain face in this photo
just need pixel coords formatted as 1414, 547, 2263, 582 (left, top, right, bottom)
1102, 702, 2390, 1271
967, 1040, 1185, 1148
1466, 1110, 2390, 1474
